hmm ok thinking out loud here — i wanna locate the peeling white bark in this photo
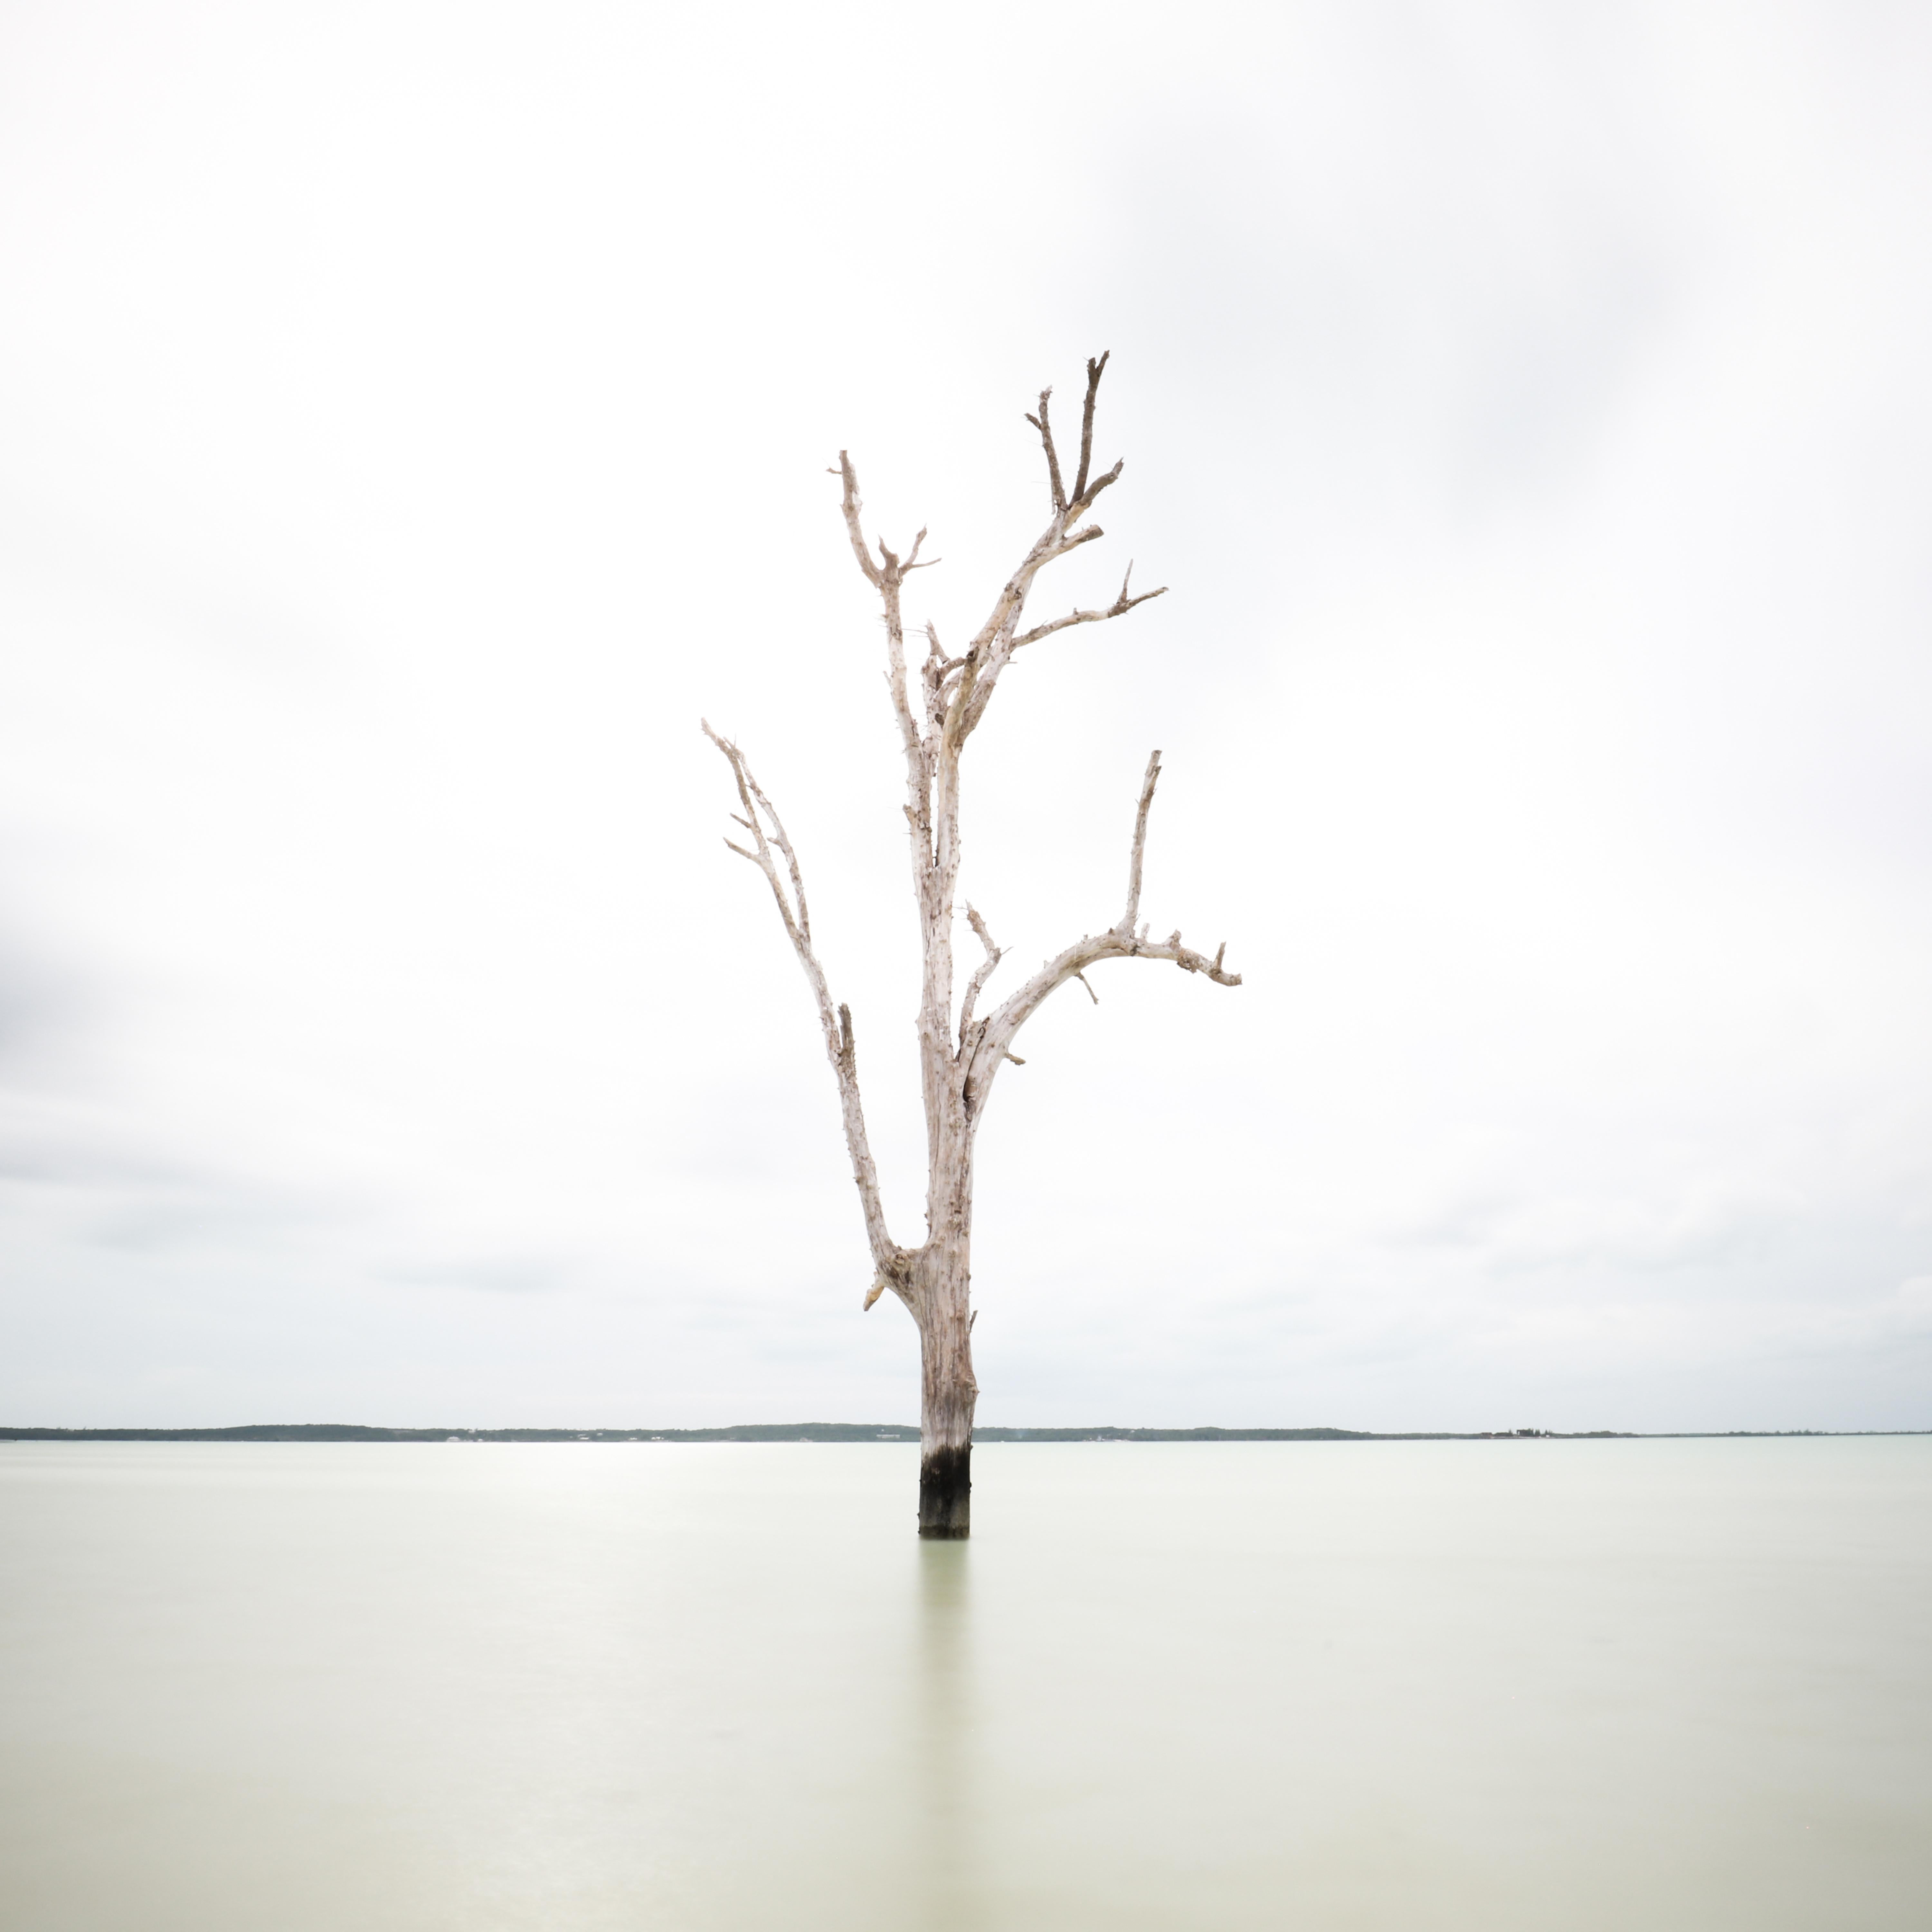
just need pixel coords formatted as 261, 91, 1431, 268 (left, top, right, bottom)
705, 356, 1241, 1536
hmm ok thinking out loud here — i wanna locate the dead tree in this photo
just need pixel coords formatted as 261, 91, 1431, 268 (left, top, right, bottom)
704, 356, 1240, 1536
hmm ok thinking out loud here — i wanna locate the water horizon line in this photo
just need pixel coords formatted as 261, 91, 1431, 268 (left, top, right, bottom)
3, 1422, 1927, 1444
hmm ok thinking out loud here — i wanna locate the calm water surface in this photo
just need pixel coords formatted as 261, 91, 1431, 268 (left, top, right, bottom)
2, 1439, 1927, 1929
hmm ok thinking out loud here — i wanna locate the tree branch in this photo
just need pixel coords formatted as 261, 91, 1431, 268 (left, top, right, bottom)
937, 361, 1147, 751
838, 358, 1149, 771
1071, 351, 1109, 503
838, 454, 939, 924
835, 452, 886, 589
1123, 748, 1160, 934
1012, 564, 1168, 650
831, 453, 962, 1214
1024, 389, 1066, 512
702, 719, 903, 1277
1069, 457, 1124, 516
962, 754, 1239, 1116
971, 925, 1241, 1109
957, 901, 1004, 1049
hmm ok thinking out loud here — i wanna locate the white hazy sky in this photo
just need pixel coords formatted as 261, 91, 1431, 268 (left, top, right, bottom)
2, 0, 1928, 1431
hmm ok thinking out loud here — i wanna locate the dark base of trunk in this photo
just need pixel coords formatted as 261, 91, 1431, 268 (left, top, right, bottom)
918, 1444, 971, 1538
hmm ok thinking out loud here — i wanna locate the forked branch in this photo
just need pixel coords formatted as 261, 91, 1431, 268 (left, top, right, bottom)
943, 355, 1151, 747
958, 901, 1004, 1048
836, 355, 1158, 765
963, 751, 1239, 1115
701, 719, 902, 1280
704, 719, 814, 947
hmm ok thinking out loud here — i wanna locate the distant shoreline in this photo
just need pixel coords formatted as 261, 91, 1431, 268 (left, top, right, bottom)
2, 1424, 1926, 1444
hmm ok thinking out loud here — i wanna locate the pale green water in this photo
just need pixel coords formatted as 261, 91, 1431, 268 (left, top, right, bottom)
1, 1439, 1927, 1930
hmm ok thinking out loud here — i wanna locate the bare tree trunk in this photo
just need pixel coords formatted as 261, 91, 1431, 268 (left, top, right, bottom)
705, 356, 1240, 1536
915, 1235, 975, 1537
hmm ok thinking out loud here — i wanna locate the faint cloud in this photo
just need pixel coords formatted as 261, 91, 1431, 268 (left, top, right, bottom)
387, 1257, 573, 1296
1386, 1184, 1792, 1277
1450, 216, 1675, 500
0, 921, 90, 1076
1887, 1276, 1932, 1336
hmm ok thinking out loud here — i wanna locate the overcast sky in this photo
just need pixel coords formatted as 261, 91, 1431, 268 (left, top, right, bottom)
2, 0, 1927, 1430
